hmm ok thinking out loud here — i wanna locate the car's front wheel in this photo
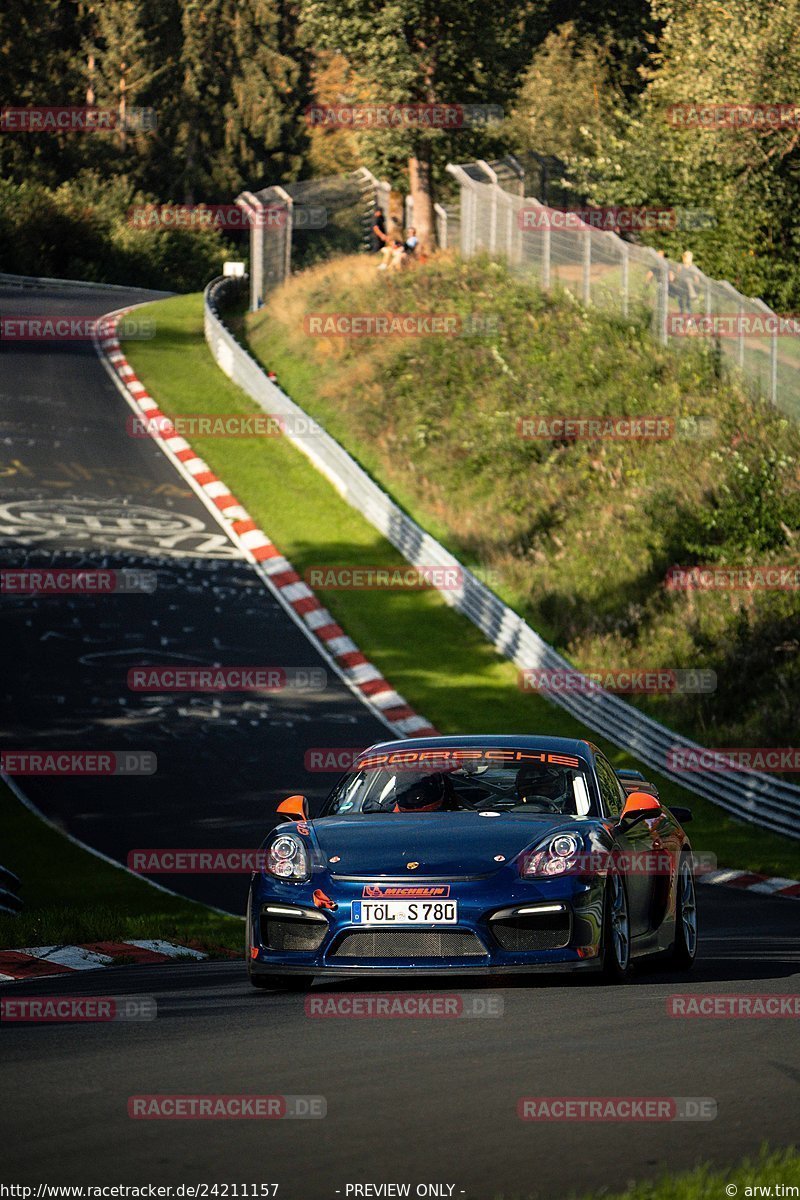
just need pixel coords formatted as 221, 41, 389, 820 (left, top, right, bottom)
668, 852, 698, 970
601, 869, 633, 983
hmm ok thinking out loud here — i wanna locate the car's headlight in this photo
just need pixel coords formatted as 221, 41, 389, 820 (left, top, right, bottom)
521, 832, 583, 878
265, 834, 310, 882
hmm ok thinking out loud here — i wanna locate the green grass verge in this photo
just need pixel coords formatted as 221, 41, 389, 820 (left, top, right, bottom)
0, 782, 243, 954
121, 292, 800, 880
549, 1146, 799, 1200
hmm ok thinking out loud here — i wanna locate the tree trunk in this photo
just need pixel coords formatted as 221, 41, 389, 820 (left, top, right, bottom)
408, 149, 436, 252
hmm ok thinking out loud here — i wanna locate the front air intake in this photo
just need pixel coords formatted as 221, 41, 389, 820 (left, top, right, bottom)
331, 929, 487, 958
260, 907, 328, 952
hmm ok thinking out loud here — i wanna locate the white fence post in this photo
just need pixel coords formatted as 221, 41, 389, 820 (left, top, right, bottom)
581, 230, 591, 305
272, 185, 293, 284
658, 260, 670, 345
237, 191, 264, 311
434, 202, 447, 249
542, 215, 551, 290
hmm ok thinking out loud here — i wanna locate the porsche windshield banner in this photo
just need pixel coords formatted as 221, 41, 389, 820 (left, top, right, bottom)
357, 748, 583, 771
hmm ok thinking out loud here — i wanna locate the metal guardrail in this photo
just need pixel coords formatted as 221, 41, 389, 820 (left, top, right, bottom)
204, 276, 800, 839
0, 271, 171, 295
0, 864, 22, 916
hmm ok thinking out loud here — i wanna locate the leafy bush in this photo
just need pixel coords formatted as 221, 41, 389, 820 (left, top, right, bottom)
0, 173, 234, 291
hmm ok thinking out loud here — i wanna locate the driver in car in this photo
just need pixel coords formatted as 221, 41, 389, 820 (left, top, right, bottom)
393, 772, 452, 812
514, 763, 574, 812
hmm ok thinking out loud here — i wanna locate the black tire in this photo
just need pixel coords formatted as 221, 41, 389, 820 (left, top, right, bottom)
601, 869, 634, 983
669, 852, 698, 970
249, 972, 313, 992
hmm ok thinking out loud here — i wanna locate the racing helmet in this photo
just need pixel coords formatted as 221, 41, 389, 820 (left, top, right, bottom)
393, 772, 449, 812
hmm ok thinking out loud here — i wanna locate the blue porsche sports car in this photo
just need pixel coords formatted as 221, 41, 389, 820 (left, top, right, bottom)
247, 735, 698, 988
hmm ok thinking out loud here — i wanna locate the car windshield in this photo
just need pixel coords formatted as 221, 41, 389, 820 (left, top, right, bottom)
322, 751, 596, 817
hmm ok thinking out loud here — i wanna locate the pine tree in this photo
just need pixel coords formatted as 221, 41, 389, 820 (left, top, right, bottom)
222, 0, 307, 193
176, 0, 307, 203
300, 0, 541, 249
84, 0, 168, 180
0, 0, 86, 185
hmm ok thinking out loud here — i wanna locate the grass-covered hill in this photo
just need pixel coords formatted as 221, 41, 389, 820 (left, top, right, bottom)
247, 253, 800, 752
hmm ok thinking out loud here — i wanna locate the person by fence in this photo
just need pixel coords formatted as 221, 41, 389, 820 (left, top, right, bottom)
675, 249, 701, 316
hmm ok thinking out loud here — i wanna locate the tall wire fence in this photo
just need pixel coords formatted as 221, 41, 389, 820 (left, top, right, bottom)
447, 162, 800, 421
235, 156, 799, 420
238, 167, 386, 312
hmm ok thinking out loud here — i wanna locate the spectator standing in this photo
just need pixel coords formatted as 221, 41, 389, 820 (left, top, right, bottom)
371, 208, 387, 253
675, 249, 701, 315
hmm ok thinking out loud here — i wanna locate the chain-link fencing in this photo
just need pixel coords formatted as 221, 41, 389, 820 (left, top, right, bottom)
447, 161, 800, 421
238, 167, 387, 311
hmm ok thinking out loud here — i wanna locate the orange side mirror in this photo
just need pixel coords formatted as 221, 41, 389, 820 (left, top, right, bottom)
277, 794, 309, 821
620, 790, 661, 822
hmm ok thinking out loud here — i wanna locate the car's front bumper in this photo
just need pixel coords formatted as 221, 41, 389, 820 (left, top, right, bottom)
247, 872, 605, 977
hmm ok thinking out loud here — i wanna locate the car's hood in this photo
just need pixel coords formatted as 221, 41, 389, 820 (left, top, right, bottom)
311, 812, 589, 878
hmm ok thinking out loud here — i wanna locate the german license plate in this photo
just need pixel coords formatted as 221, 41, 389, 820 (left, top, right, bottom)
351, 900, 458, 925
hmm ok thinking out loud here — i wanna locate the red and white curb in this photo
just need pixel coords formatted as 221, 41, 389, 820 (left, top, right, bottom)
697, 867, 800, 899
95, 313, 437, 741
0, 939, 218, 983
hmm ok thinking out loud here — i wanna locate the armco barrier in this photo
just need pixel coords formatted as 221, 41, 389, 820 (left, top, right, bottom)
203, 276, 800, 838
0, 271, 171, 296
0, 865, 22, 917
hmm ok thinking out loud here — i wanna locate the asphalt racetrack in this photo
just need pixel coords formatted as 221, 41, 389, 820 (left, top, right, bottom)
1, 283, 798, 1198
0, 282, 389, 912
2, 887, 799, 1196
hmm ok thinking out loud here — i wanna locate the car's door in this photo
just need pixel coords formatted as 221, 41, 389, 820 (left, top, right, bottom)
594, 753, 654, 937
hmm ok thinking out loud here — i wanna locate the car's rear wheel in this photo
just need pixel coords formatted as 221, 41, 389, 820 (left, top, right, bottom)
669, 852, 697, 970
602, 869, 633, 983
249, 972, 313, 992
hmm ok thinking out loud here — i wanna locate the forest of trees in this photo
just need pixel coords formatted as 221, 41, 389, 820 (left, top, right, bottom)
1, 0, 798, 304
